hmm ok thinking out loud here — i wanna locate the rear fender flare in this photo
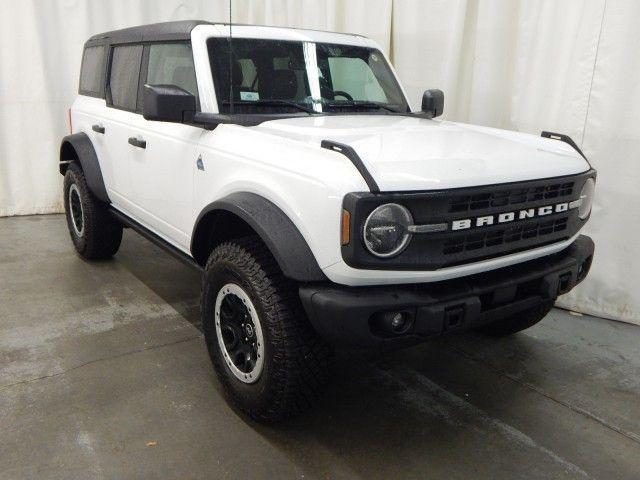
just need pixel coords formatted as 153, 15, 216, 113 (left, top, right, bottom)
60, 132, 109, 203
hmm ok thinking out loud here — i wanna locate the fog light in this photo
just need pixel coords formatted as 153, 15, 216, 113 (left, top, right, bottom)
370, 310, 415, 336
390, 312, 406, 331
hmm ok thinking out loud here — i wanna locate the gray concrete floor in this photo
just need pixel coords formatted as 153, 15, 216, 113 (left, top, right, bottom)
1, 214, 639, 480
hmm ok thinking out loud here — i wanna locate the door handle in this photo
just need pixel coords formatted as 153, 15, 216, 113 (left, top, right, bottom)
92, 124, 105, 134
128, 136, 146, 149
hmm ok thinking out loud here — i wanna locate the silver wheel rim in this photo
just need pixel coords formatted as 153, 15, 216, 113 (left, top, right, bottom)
214, 283, 265, 384
68, 183, 84, 237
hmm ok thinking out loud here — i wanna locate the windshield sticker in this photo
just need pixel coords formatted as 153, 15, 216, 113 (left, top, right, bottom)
240, 91, 260, 101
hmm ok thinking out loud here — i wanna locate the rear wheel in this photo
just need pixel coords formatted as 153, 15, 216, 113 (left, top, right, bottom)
475, 300, 555, 336
201, 236, 332, 423
63, 163, 122, 260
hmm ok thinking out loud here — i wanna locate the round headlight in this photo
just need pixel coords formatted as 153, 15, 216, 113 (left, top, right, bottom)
579, 178, 595, 219
363, 203, 413, 258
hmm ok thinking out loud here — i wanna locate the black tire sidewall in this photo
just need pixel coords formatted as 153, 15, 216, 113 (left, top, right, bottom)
62, 163, 122, 260
63, 165, 89, 253
202, 257, 279, 415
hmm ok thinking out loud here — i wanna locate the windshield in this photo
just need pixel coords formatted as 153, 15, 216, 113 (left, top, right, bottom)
208, 38, 409, 114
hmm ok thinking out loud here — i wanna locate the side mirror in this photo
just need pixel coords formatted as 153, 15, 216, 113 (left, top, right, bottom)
143, 84, 196, 123
421, 89, 444, 118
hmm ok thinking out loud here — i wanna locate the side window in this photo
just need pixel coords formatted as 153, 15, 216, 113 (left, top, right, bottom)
108, 44, 143, 111
147, 43, 198, 97
79, 46, 106, 96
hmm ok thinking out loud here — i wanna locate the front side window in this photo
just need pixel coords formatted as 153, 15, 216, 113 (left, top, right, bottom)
147, 43, 198, 98
108, 44, 143, 111
207, 38, 407, 114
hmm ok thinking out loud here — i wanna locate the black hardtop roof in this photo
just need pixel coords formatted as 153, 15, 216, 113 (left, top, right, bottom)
85, 20, 213, 45
85, 20, 362, 47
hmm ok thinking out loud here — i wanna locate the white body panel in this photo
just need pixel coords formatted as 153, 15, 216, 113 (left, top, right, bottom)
72, 97, 202, 250
255, 115, 589, 191
70, 24, 592, 287
120, 114, 201, 248
189, 113, 589, 286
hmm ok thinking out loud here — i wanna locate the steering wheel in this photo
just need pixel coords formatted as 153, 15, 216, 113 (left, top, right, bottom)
332, 90, 354, 101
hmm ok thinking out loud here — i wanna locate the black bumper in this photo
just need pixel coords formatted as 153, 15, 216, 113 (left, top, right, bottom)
299, 235, 594, 347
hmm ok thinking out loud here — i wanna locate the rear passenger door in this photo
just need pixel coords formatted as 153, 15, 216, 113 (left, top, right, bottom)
125, 42, 202, 250
74, 45, 114, 186
101, 43, 144, 208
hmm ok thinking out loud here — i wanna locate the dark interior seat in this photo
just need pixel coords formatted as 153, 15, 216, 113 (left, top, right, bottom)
263, 69, 298, 99
231, 60, 245, 100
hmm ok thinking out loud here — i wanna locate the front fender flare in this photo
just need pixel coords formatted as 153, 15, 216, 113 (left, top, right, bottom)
60, 132, 109, 203
191, 192, 327, 282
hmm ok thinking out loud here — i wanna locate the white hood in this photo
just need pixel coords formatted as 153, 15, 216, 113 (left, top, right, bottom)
255, 115, 590, 192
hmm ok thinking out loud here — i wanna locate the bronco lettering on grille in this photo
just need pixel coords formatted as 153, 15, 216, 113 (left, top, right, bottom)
451, 202, 570, 231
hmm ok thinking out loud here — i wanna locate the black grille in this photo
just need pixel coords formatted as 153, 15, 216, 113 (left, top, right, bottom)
449, 182, 574, 213
443, 217, 569, 255
341, 171, 594, 271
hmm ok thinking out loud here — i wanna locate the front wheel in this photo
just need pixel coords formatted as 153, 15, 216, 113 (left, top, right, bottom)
201, 236, 332, 423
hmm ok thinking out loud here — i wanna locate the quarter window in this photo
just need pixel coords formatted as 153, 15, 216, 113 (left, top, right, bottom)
108, 44, 143, 111
147, 43, 198, 97
79, 46, 105, 95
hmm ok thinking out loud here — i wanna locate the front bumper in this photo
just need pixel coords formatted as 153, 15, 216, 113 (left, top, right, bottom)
299, 235, 594, 347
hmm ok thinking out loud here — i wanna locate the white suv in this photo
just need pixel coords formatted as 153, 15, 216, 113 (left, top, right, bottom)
60, 21, 596, 422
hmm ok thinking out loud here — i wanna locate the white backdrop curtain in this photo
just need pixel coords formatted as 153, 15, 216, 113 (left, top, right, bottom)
0, 0, 638, 324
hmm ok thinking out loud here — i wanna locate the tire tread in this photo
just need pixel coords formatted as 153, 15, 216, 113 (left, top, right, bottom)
64, 163, 122, 259
202, 236, 332, 422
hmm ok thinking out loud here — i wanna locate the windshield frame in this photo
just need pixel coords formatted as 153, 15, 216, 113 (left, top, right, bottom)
206, 37, 410, 116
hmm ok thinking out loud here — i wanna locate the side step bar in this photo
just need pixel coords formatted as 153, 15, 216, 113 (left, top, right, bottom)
109, 207, 203, 273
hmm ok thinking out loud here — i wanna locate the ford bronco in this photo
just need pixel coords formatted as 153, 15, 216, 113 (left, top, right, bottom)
60, 21, 595, 422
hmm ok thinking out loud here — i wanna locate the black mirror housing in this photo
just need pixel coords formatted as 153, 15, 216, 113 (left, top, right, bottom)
143, 84, 196, 123
421, 89, 444, 118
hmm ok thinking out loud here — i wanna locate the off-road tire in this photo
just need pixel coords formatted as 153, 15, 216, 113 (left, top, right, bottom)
63, 163, 122, 259
475, 300, 555, 337
201, 236, 333, 423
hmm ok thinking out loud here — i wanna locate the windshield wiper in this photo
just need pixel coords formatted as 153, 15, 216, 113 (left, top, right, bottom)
324, 101, 401, 113
223, 99, 316, 114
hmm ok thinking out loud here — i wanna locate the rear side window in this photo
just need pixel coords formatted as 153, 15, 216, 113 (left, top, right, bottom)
108, 44, 143, 111
79, 46, 105, 96
147, 43, 198, 97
